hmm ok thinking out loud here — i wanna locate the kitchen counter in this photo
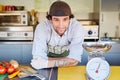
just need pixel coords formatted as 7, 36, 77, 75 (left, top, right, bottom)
10, 65, 120, 80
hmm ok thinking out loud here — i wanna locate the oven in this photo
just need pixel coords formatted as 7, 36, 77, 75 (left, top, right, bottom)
78, 20, 99, 41
0, 26, 33, 41
83, 25, 99, 41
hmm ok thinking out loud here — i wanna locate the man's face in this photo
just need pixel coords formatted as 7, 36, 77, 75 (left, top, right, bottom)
51, 16, 70, 36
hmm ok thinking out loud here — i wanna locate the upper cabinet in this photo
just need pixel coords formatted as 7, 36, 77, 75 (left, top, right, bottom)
99, 12, 120, 37
98, 0, 120, 37
94, 0, 120, 13
101, 0, 120, 11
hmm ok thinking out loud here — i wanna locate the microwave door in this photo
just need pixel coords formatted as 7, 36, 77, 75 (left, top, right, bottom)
0, 11, 28, 26
0, 15, 21, 25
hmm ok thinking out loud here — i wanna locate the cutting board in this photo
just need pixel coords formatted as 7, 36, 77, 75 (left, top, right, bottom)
18, 65, 38, 78
58, 66, 86, 80
58, 66, 120, 80
108, 66, 120, 80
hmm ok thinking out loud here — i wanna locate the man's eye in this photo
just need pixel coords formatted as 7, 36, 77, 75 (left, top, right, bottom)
64, 18, 68, 21
53, 19, 59, 21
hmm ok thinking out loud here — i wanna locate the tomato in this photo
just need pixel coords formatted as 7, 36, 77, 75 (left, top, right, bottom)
7, 65, 15, 74
2, 61, 11, 68
0, 65, 7, 74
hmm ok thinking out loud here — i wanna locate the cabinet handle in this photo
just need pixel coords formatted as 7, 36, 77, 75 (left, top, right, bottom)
118, 4, 120, 11
101, 14, 104, 22
119, 13, 120, 21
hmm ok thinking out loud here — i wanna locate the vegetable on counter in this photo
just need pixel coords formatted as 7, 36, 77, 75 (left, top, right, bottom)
0, 60, 20, 79
9, 59, 19, 69
7, 65, 15, 74
0, 65, 7, 74
8, 70, 21, 79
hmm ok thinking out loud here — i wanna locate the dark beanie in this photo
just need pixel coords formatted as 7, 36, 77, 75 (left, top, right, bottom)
46, 1, 74, 19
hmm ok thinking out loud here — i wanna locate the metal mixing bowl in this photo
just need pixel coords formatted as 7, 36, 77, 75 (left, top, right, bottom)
82, 42, 112, 53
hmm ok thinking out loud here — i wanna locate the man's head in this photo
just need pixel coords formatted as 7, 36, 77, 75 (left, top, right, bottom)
46, 1, 74, 20
47, 1, 74, 36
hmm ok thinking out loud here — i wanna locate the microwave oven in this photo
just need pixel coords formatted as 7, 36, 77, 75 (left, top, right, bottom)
0, 11, 29, 26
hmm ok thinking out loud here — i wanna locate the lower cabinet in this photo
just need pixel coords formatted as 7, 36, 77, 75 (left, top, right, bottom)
22, 44, 32, 64
0, 42, 32, 65
0, 44, 23, 63
105, 43, 120, 65
81, 50, 88, 65
0, 42, 120, 65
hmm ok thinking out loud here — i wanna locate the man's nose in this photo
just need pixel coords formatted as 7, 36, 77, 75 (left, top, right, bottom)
59, 20, 64, 27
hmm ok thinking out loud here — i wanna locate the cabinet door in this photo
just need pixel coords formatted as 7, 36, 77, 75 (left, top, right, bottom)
100, 12, 120, 37
105, 43, 120, 65
22, 44, 32, 64
0, 44, 23, 63
81, 50, 88, 65
101, 0, 120, 11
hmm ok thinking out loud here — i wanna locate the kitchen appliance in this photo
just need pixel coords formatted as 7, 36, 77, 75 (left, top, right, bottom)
78, 20, 99, 41
86, 57, 110, 80
83, 42, 112, 80
83, 25, 99, 41
0, 11, 29, 26
0, 26, 33, 41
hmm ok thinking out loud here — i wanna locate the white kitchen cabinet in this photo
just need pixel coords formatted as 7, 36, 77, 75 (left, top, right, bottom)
99, 11, 120, 37
94, 0, 120, 37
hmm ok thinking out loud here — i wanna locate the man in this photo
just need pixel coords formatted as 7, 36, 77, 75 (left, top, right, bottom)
31, 1, 84, 69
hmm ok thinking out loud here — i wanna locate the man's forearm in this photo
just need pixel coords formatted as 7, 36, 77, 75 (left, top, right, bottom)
31, 56, 78, 69
48, 57, 78, 68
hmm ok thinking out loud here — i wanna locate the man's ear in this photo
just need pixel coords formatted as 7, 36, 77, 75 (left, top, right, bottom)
69, 14, 74, 18
46, 15, 52, 20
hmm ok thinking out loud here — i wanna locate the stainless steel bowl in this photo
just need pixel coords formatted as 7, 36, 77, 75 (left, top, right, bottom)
82, 42, 112, 53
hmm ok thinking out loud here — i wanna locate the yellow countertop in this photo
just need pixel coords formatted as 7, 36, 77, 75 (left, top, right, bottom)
58, 66, 120, 80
